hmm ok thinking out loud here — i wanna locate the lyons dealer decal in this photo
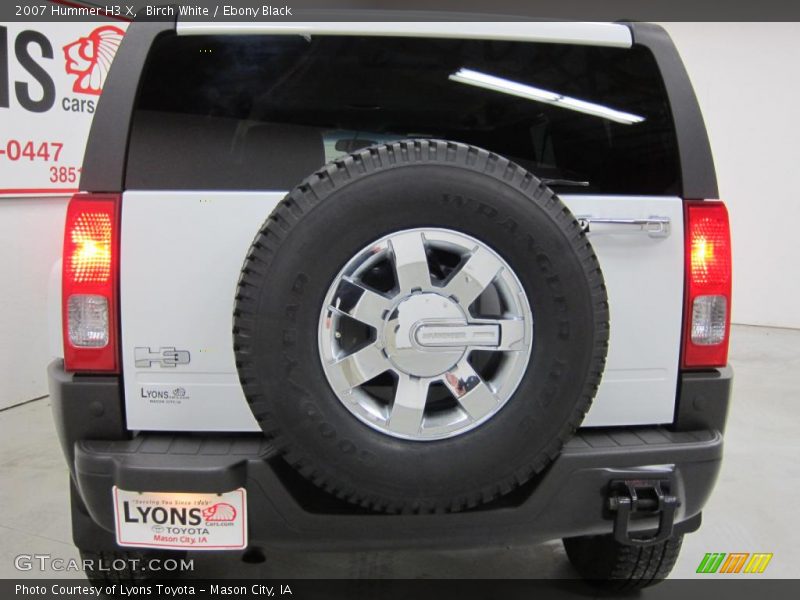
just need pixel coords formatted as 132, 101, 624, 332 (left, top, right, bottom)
0, 19, 128, 195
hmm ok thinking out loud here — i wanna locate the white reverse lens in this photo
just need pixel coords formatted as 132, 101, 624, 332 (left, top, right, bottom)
68, 294, 109, 347
691, 295, 727, 345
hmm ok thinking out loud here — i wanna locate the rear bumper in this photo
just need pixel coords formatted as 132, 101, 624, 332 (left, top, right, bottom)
48, 359, 732, 552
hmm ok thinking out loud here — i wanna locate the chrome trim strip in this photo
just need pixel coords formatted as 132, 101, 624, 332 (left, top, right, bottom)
176, 21, 633, 48
577, 216, 671, 238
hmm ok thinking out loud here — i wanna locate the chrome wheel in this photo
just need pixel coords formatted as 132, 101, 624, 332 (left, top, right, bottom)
318, 228, 533, 441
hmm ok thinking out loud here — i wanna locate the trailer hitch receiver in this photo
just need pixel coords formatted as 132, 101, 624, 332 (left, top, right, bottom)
607, 479, 679, 547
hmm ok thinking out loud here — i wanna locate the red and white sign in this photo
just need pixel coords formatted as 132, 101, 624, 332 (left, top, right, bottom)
0, 19, 128, 196
113, 487, 248, 550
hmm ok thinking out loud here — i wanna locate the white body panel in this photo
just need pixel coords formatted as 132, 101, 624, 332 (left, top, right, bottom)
562, 195, 684, 427
120, 191, 275, 431
120, 191, 683, 431
176, 21, 633, 48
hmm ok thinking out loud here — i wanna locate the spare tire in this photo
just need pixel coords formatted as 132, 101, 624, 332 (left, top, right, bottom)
234, 140, 608, 513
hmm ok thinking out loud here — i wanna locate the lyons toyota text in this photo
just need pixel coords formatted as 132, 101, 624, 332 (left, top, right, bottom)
16, 584, 294, 597
15, 585, 225, 597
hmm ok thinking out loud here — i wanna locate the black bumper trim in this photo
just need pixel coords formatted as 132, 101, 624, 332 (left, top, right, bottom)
73, 427, 721, 551
48, 359, 731, 551
48, 360, 127, 472
675, 365, 733, 432
76, 435, 276, 494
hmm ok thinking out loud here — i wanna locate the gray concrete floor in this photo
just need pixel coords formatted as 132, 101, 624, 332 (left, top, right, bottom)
1, 324, 797, 582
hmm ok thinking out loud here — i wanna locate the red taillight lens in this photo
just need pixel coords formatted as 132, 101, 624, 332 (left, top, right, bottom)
62, 194, 120, 372
66, 211, 113, 284
682, 201, 732, 368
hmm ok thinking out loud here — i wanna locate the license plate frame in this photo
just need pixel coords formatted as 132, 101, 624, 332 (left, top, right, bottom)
112, 486, 247, 550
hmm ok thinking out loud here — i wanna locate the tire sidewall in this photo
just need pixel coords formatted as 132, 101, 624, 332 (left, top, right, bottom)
242, 163, 600, 506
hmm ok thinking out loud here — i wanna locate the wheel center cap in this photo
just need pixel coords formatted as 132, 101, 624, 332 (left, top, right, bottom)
382, 293, 467, 377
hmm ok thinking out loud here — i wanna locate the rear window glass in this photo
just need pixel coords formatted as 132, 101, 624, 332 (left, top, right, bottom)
127, 34, 680, 194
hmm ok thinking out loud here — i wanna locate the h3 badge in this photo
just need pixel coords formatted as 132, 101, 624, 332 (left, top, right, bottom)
135, 346, 191, 368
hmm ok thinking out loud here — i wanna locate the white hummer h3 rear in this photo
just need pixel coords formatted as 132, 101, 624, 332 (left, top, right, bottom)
49, 16, 732, 588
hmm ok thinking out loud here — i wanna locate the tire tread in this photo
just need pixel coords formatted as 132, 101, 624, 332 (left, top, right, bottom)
563, 533, 684, 590
235, 139, 609, 513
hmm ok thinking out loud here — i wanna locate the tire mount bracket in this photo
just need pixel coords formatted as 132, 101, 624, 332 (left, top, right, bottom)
607, 479, 679, 547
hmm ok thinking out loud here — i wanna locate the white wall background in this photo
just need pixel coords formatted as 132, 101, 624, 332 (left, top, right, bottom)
1, 23, 799, 408
1, 197, 68, 408
1, 17, 124, 408
661, 23, 800, 330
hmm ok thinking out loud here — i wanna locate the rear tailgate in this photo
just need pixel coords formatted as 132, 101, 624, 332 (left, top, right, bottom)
119, 191, 683, 431
93, 23, 712, 431
564, 195, 683, 425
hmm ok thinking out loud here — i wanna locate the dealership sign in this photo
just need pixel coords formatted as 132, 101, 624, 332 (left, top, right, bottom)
0, 20, 127, 195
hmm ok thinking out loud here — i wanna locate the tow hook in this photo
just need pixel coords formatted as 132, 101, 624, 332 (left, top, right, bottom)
607, 479, 680, 547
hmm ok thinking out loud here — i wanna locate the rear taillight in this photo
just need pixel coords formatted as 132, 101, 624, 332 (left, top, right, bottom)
62, 194, 120, 372
682, 201, 732, 368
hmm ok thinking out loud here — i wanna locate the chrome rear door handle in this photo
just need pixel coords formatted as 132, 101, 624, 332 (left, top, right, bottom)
577, 216, 671, 238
